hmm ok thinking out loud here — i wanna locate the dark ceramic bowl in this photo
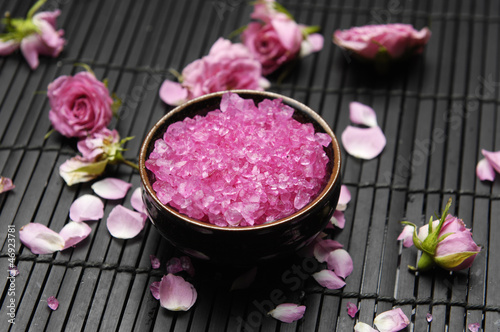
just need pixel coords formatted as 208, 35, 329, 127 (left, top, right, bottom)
139, 90, 341, 266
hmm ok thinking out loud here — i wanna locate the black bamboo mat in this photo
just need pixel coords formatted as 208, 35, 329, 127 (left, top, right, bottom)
1, 0, 500, 331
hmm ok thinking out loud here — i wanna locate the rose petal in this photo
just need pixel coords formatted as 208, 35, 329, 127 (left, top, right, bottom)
69, 194, 104, 222
476, 158, 496, 181
426, 313, 433, 322
354, 322, 378, 332
468, 323, 481, 332
268, 303, 306, 323
159, 274, 197, 311
0, 176, 15, 193
336, 185, 351, 211
180, 256, 195, 277
8, 266, 19, 277
373, 308, 410, 332
312, 269, 346, 289
326, 249, 353, 279
19, 223, 65, 255
300, 33, 324, 57
313, 239, 344, 263
397, 225, 415, 248
350, 102, 378, 127
0, 39, 20, 55
231, 267, 258, 291
482, 149, 500, 173
150, 281, 160, 300
47, 296, 59, 310
150, 254, 160, 269
159, 80, 189, 106
91, 178, 132, 200
347, 302, 359, 318
330, 210, 346, 229
59, 221, 92, 250
341, 125, 386, 160
131, 187, 147, 214
106, 205, 147, 239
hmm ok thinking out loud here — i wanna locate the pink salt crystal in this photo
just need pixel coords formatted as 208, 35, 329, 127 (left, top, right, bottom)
146, 92, 330, 227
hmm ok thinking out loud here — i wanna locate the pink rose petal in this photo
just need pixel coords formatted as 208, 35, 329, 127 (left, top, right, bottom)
482, 149, 500, 173
180, 256, 195, 277
69, 194, 104, 222
347, 302, 359, 318
313, 239, 344, 263
330, 210, 346, 229
166, 257, 183, 274
326, 249, 353, 279
47, 296, 59, 310
59, 221, 92, 250
342, 125, 386, 160
231, 267, 258, 291
374, 308, 410, 332
19, 223, 65, 255
150, 254, 160, 269
159, 80, 189, 106
91, 178, 132, 200
159, 274, 197, 311
150, 281, 160, 300
106, 205, 147, 239
268, 303, 306, 323
350, 102, 378, 127
8, 266, 19, 277
131, 187, 147, 214
397, 225, 415, 248
468, 323, 481, 332
336, 185, 351, 211
354, 322, 378, 332
312, 269, 346, 289
0, 176, 15, 193
476, 158, 495, 181
0, 39, 20, 55
300, 33, 324, 57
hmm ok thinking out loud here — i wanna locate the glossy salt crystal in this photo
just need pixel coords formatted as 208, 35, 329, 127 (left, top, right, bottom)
146, 93, 331, 227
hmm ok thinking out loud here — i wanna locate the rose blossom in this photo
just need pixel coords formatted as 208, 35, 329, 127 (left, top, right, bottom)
0, 1, 65, 70
333, 23, 431, 60
48, 71, 113, 138
159, 38, 269, 106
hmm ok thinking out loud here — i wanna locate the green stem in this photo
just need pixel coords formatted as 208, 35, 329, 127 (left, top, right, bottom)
27, 0, 47, 19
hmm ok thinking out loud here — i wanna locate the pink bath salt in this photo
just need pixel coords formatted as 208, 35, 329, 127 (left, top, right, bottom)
146, 92, 331, 227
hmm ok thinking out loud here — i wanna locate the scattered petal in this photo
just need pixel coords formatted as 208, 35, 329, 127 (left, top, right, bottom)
476, 158, 495, 181
336, 185, 351, 211
150, 254, 160, 269
8, 266, 19, 277
312, 269, 346, 289
326, 249, 353, 279
349, 102, 378, 127
159, 80, 189, 106
0, 176, 15, 193
91, 178, 132, 200
482, 149, 500, 173
347, 302, 359, 318
426, 313, 433, 323
268, 303, 306, 323
166, 257, 184, 274
231, 267, 258, 291
180, 256, 195, 277
69, 194, 104, 222
354, 322, 378, 332
341, 125, 386, 160
106, 205, 147, 239
330, 210, 346, 229
159, 274, 197, 311
19, 223, 65, 255
397, 225, 415, 248
468, 323, 481, 332
150, 281, 160, 300
47, 296, 59, 310
59, 221, 92, 250
374, 308, 410, 332
131, 187, 147, 214
313, 239, 343, 263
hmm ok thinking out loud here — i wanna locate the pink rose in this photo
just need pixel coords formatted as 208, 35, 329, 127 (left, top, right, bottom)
48, 72, 113, 137
159, 38, 269, 106
77, 128, 121, 161
0, 9, 65, 70
333, 24, 431, 60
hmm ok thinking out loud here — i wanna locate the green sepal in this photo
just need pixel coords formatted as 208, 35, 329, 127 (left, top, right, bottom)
273, 2, 294, 20
72, 159, 108, 175
111, 92, 122, 118
27, 0, 47, 19
420, 198, 452, 255
400, 221, 424, 251
73, 63, 96, 77
416, 252, 435, 271
434, 251, 478, 270
228, 24, 248, 40
301, 25, 320, 37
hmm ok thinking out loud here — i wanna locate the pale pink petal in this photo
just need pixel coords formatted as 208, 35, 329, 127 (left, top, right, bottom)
397, 225, 415, 248
150, 254, 160, 269
131, 187, 147, 214
426, 313, 433, 322
313, 238, 344, 263
300, 33, 324, 57
0, 176, 15, 193
336, 185, 351, 211
374, 308, 410, 332
476, 158, 495, 181
106, 205, 147, 239
150, 281, 160, 300
0, 39, 19, 55
482, 149, 500, 173
159, 274, 197, 311
268, 303, 306, 323
8, 266, 19, 277
59, 157, 100, 186
69, 194, 104, 222
20, 34, 42, 69
59, 221, 92, 250
47, 296, 59, 310
354, 322, 378, 332
341, 125, 386, 160
468, 323, 481, 332
347, 302, 359, 318
19, 223, 65, 255
159, 80, 189, 106
312, 269, 346, 289
330, 210, 346, 229
271, 15, 302, 52
91, 178, 132, 200
350, 102, 378, 127
231, 267, 258, 291
326, 249, 353, 279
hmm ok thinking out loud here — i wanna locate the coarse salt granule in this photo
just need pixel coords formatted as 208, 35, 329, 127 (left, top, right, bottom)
146, 92, 331, 227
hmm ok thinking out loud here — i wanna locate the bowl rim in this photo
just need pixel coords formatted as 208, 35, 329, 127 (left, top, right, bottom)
139, 89, 341, 232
